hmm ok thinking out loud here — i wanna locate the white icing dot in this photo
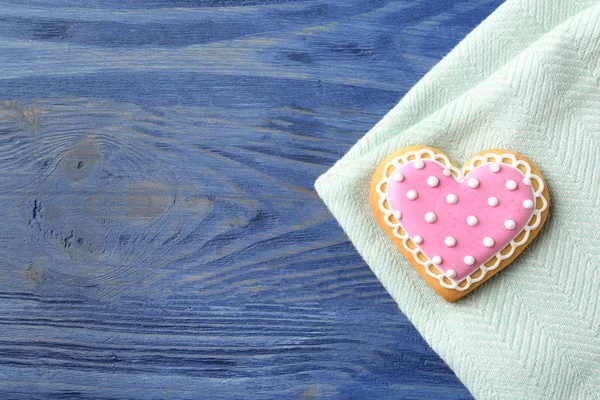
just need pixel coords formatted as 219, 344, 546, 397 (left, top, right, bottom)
432, 256, 442, 265
522, 177, 532, 186
523, 199, 534, 209
392, 171, 404, 182
427, 176, 439, 187
442, 169, 452, 176
446, 193, 458, 204
489, 163, 501, 173
444, 236, 456, 247
467, 178, 480, 188
413, 236, 423, 245
407, 190, 418, 200
487, 196, 499, 207
392, 210, 402, 220
467, 215, 479, 226
446, 269, 457, 279
464, 256, 475, 266
414, 160, 425, 169
425, 212, 437, 223
504, 220, 516, 230
506, 180, 517, 190
483, 237, 495, 248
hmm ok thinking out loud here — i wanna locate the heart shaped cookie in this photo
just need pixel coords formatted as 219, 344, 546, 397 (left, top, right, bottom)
370, 146, 550, 302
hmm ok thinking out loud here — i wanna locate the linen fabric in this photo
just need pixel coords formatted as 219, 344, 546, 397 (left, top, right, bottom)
315, 1, 600, 398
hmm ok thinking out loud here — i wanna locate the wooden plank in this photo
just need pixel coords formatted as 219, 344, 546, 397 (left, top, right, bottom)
0, 1, 502, 398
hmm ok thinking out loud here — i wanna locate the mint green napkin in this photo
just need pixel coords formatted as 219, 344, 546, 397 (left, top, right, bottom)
315, 1, 600, 398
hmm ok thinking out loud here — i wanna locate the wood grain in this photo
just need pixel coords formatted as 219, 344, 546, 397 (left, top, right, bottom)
0, 1, 502, 398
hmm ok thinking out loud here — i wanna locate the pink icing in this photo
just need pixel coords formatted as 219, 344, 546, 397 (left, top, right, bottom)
387, 160, 535, 281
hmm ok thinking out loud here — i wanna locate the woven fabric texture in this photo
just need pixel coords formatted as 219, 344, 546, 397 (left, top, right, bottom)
315, 1, 600, 398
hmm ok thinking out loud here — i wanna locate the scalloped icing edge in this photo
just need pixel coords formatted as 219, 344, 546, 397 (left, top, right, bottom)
375, 148, 549, 292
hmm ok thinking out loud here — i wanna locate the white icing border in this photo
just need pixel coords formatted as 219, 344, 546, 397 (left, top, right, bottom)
375, 148, 548, 291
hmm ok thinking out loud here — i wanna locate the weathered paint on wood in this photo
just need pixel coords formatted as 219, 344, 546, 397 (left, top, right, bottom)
0, 1, 501, 398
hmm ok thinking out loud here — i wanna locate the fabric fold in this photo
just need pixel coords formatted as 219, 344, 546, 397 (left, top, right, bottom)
316, 1, 600, 398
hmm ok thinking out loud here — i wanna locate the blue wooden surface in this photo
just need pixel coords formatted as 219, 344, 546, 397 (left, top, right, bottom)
0, 1, 502, 398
